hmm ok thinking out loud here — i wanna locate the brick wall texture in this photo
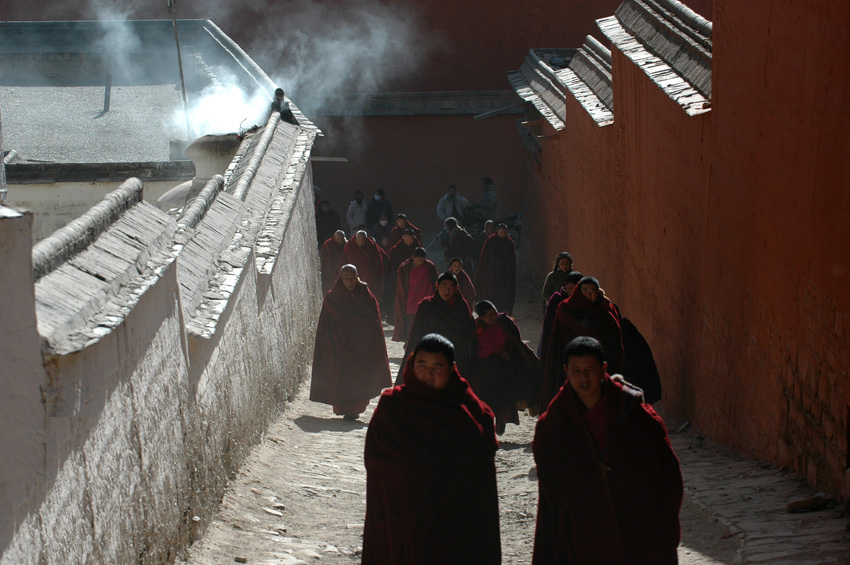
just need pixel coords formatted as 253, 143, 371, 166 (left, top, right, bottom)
0, 171, 321, 562
523, 0, 850, 497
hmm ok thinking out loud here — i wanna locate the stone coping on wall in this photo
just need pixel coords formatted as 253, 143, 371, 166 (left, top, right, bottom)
560, 36, 615, 126
507, 49, 573, 131
599, 0, 712, 116
313, 90, 524, 117
32, 178, 179, 354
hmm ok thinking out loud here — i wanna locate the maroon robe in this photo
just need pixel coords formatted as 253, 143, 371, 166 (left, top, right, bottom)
474, 233, 516, 314
540, 287, 624, 410
387, 220, 423, 249
469, 313, 541, 428
392, 258, 438, 342
455, 268, 476, 313
340, 237, 385, 306
532, 373, 682, 564
383, 239, 417, 322
310, 278, 391, 414
396, 291, 475, 384
319, 236, 345, 293
363, 361, 500, 564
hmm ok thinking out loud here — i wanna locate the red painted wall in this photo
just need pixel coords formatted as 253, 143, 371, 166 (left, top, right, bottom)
524, 0, 850, 496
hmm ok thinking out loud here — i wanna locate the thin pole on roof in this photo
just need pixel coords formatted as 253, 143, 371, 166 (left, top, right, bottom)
168, 0, 192, 140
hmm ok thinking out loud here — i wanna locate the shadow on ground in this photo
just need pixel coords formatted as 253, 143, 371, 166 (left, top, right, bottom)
293, 415, 368, 433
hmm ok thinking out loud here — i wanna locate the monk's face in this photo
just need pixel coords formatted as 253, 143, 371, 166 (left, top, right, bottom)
436, 280, 457, 301
412, 351, 451, 390
396, 218, 406, 228
481, 308, 498, 327
566, 354, 607, 409
413, 256, 426, 268
497, 227, 508, 238
448, 262, 462, 275
564, 282, 577, 296
580, 283, 599, 302
341, 270, 358, 291
356, 234, 366, 247
557, 258, 571, 272
333, 232, 345, 245
402, 234, 415, 246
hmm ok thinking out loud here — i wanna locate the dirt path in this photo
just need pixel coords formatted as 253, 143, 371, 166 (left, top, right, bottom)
181, 298, 739, 564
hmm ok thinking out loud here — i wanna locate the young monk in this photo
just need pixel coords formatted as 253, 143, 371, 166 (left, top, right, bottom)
387, 213, 422, 248
540, 276, 624, 410
474, 223, 516, 314
533, 336, 682, 564
470, 300, 541, 434
363, 334, 501, 564
541, 251, 573, 307
448, 257, 476, 313
383, 228, 418, 322
392, 247, 438, 342
319, 230, 346, 293
310, 264, 392, 420
537, 270, 583, 359
396, 272, 475, 384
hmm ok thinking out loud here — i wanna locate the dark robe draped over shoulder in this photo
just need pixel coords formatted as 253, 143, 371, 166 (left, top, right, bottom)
532, 374, 682, 564
537, 286, 570, 360
470, 313, 542, 426
474, 233, 516, 314
540, 287, 624, 410
620, 317, 663, 404
455, 268, 476, 313
310, 279, 391, 414
391, 258, 438, 342
319, 236, 345, 293
395, 292, 475, 384
383, 239, 417, 323
363, 361, 500, 565
340, 237, 385, 306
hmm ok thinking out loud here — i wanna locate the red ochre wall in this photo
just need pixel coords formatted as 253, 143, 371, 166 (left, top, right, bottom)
525, 0, 850, 496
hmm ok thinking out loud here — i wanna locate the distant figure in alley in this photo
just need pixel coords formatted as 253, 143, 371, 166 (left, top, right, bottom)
310, 264, 391, 420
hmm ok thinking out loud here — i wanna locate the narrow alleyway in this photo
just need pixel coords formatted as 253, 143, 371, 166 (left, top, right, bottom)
181, 298, 847, 565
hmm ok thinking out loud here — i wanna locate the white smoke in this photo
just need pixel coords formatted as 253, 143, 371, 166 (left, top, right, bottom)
175, 68, 271, 136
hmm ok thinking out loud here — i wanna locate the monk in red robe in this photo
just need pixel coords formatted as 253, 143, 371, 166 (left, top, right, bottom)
387, 213, 422, 249
533, 336, 682, 564
396, 272, 475, 384
383, 229, 418, 322
537, 270, 583, 359
540, 276, 624, 410
474, 223, 516, 314
340, 230, 384, 306
363, 334, 501, 564
470, 300, 541, 434
319, 230, 346, 293
310, 264, 392, 419
392, 248, 438, 342
448, 257, 476, 313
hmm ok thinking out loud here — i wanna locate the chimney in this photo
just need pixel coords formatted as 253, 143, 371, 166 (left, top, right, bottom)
157, 133, 242, 211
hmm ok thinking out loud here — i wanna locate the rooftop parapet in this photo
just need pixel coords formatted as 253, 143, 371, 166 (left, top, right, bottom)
32, 178, 178, 354
599, 0, 712, 115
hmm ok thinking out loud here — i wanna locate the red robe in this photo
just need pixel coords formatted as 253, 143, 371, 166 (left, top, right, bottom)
540, 287, 624, 410
532, 374, 682, 564
474, 233, 516, 314
392, 258, 438, 342
397, 292, 475, 384
470, 313, 541, 426
340, 237, 385, 306
363, 361, 500, 564
310, 278, 391, 414
387, 220, 423, 249
383, 239, 417, 322
455, 268, 476, 313
319, 236, 345, 293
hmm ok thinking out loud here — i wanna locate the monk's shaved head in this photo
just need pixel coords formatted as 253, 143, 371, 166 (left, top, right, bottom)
333, 230, 346, 244
340, 264, 359, 291
356, 230, 368, 245
340, 264, 358, 276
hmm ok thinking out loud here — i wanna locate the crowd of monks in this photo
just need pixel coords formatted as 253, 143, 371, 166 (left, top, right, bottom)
311, 213, 682, 564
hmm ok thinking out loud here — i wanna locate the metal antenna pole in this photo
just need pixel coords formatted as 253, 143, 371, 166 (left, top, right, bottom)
169, 0, 191, 140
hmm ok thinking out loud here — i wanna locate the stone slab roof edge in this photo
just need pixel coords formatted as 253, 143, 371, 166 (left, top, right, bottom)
178, 175, 225, 230
598, 10, 711, 116
32, 178, 143, 282
507, 50, 567, 131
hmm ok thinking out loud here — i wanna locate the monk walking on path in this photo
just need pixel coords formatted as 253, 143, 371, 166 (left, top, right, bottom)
475, 223, 517, 315
363, 334, 501, 564
310, 264, 391, 420
319, 230, 346, 293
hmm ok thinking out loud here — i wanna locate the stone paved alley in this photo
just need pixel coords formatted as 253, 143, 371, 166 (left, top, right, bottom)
181, 299, 849, 565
